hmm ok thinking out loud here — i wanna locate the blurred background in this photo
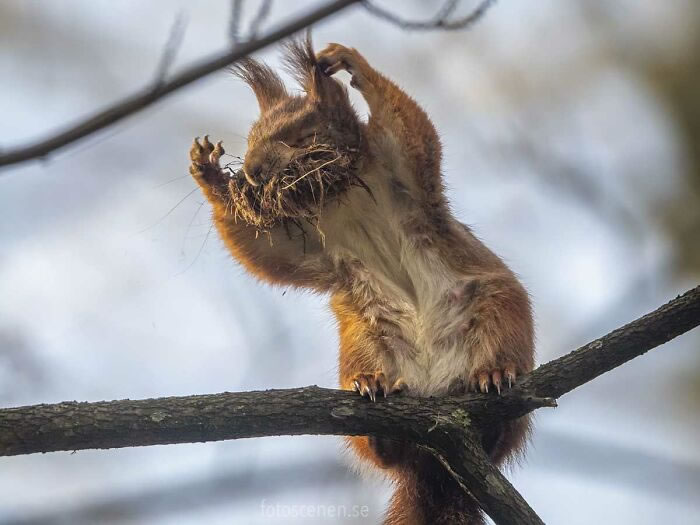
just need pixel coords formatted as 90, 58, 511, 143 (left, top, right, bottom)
1, 0, 698, 523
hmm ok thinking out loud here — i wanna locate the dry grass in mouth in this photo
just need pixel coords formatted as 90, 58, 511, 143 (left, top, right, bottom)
225, 140, 367, 232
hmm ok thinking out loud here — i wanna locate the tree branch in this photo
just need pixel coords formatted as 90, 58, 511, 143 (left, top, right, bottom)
1, 287, 698, 524
0, 0, 501, 171
0, 387, 555, 457
514, 285, 700, 399
0, 0, 500, 170
0, 0, 361, 169
0, 387, 549, 525
153, 11, 188, 86
247, 0, 274, 40
362, 0, 496, 30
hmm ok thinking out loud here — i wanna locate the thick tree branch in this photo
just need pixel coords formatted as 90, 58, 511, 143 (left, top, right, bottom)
0, 388, 554, 457
0, 0, 360, 169
1, 286, 697, 524
422, 429, 544, 525
1, 388, 548, 525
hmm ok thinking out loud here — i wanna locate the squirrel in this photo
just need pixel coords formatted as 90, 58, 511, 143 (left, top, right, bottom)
189, 37, 534, 525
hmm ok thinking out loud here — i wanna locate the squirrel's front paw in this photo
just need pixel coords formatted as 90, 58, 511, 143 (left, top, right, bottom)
316, 44, 371, 90
189, 136, 227, 192
352, 372, 407, 402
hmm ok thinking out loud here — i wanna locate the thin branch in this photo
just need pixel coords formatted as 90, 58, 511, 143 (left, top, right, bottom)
248, 0, 274, 40
153, 12, 188, 85
0, 0, 361, 169
362, 0, 496, 30
229, 0, 244, 45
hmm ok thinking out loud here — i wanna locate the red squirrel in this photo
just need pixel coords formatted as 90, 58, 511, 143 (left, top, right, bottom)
189, 38, 534, 525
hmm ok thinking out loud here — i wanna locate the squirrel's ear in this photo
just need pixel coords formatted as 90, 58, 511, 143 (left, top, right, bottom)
231, 58, 287, 112
283, 35, 347, 106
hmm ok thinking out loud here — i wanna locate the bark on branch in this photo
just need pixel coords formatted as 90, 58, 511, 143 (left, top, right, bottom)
1, 286, 698, 524
1, 388, 550, 524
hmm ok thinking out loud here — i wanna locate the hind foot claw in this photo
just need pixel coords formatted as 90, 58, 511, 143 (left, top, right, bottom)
352, 372, 406, 402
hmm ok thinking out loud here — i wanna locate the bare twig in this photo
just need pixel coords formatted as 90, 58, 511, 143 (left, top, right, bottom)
362, 0, 496, 30
0, 0, 361, 169
248, 0, 274, 40
0, 0, 499, 170
229, 0, 244, 45
154, 12, 188, 85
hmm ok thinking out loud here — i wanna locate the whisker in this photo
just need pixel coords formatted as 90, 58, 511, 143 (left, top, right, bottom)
175, 222, 214, 276
152, 174, 190, 189
181, 200, 206, 253
138, 186, 199, 234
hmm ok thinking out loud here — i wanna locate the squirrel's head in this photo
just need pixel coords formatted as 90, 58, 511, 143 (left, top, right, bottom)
232, 37, 364, 188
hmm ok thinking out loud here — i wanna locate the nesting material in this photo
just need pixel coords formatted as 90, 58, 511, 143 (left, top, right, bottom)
226, 138, 365, 231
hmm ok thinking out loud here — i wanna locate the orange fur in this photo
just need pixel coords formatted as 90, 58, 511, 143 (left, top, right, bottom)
189, 38, 534, 524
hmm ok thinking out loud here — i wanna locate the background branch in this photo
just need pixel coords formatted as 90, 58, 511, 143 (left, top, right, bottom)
248, 0, 274, 40
229, 0, 244, 45
0, 0, 498, 170
362, 0, 496, 30
153, 11, 188, 85
0, 0, 361, 169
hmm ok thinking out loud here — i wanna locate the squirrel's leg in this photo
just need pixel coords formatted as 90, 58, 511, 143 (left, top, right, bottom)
333, 295, 411, 470
316, 45, 443, 207
189, 137, 332, 289
449, 275, 535, 463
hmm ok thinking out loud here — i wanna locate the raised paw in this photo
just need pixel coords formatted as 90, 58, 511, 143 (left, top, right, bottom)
189, 135, 226, 188
352, 372, 406, 402
316, 43, 371, 90
469, 364, 517, 395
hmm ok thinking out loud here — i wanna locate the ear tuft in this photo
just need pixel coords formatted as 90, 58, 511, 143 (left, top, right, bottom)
231, 58, 287, 112
282, 33, 318, 93
283, 33, 346, 105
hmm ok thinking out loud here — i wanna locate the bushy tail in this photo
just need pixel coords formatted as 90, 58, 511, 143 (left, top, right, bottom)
384, 453, 484, 525
382, 416, 530, 524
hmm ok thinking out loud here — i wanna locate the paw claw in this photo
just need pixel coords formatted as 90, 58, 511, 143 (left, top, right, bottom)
504, 366, 517, 388
350, 372, 407, 401
189, 136, 225, 189
491, 369, 502, 395
316, 44, 367, 89
390, 378, 407, 394
209, 141, 225, 165
471, 364, 517, 394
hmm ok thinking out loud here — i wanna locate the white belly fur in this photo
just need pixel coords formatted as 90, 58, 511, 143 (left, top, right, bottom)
323, 166, 472, 397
